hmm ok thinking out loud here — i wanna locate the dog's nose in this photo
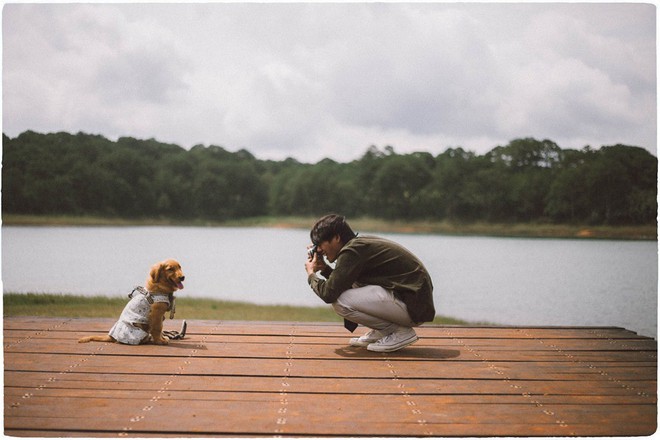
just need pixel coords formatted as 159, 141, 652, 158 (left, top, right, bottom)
179, 276, 185, 282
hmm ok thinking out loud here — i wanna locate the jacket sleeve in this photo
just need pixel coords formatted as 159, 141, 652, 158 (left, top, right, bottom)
307, 248, 364, 303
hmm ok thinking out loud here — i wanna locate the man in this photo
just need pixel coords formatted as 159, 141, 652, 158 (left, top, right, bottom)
305, 214, 435, 352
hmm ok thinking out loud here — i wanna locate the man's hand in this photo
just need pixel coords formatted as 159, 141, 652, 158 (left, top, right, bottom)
305, 248, 327, 276
305, 252, 316, 276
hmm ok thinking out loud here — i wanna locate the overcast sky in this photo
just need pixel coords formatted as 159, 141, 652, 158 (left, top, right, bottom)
2, 2, 656, 163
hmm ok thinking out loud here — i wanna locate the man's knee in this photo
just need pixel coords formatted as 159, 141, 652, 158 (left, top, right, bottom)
332, 299, 351, 317
338, 285, 391, 306
332, 287, 371, 318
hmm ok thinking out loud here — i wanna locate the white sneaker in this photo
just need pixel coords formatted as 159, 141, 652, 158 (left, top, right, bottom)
367, 327, 418, 352
349, 329, 384, 347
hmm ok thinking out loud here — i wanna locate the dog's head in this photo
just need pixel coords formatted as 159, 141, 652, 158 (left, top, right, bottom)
147, 259, 185, 293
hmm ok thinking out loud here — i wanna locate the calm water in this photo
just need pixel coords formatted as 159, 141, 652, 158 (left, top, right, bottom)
2, 226, 657, 338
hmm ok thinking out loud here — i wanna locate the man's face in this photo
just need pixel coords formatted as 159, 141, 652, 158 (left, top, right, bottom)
317, 234, 343, 262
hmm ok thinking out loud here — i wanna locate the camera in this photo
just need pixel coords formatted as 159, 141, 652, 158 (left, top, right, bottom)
307, 244, 320, 260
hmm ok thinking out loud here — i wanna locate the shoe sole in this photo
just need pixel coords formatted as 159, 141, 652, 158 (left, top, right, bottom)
367, 335, 418, 352
349, 338, 379, 347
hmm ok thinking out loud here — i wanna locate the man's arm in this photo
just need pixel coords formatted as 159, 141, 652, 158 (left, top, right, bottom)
307, 249, 363, 304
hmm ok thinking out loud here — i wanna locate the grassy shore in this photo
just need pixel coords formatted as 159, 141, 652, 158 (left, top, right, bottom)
3, 293, 471, 325
3, 214, 656, 240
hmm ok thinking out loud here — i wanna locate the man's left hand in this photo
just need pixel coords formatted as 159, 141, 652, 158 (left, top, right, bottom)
305, 252, 328, 275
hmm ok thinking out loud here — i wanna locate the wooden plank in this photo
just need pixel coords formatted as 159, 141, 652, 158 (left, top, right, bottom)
7, 331, 657, 349
5, 385, 656, 406
5, 317, 650, 339
7, 341, 658, 362
4, 331, 657, 352
5, 370, 656, 398
5, 351, 657, 381
6, 342, 657, 364
7, 322, 656, 343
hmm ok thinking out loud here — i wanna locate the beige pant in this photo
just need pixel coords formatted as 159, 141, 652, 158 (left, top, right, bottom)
332, 285, 417, 335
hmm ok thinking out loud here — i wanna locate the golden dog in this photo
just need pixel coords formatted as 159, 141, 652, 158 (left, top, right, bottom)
78, 259, 185, 345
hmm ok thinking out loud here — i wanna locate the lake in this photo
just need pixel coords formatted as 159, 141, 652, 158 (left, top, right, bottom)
2, 226, 657, 338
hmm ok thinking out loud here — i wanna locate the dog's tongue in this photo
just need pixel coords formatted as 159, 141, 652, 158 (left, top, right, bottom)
177, 281, 184, 290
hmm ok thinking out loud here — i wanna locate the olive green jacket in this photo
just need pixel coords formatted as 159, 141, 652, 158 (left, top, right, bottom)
307, 235, 435, 323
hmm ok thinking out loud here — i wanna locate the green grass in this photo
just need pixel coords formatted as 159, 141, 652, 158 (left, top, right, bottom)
3, 293, 470, 325
3, 214, 656, 240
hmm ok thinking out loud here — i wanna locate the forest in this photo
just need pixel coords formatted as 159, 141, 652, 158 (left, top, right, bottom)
2, 130, 657, 225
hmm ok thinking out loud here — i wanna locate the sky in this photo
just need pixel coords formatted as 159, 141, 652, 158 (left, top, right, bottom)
2, 2, 657, 163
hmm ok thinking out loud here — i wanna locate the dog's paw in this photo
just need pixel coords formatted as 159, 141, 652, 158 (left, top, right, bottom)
154, 338, 169, 345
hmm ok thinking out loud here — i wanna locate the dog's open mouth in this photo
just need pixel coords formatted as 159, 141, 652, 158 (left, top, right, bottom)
173, 277, 185, 290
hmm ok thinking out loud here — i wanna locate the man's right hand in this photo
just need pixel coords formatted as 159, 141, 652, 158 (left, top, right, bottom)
305, 251, 317, 276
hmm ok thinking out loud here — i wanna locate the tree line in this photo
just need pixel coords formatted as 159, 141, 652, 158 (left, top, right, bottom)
2, 130, 657, 225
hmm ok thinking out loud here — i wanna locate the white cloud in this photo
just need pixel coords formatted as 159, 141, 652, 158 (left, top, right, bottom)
2, 2, 656, 162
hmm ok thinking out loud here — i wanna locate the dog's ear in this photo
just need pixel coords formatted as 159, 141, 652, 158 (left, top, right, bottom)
149, 262, 165, 283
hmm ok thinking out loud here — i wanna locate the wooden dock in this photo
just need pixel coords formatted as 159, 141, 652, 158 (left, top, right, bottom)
4, 317, 657, 437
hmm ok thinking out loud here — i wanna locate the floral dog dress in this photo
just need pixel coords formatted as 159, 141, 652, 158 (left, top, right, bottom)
108, 287, 173, 345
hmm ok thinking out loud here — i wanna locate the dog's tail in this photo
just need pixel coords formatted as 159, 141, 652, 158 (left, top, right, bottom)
78, 335, 115, 343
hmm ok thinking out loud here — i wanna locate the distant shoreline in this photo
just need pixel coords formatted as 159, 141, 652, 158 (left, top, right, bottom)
3, 293, 474, 326
3, 214, 656, 240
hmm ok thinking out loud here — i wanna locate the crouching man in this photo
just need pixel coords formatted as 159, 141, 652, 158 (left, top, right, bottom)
305, 214, 436, 352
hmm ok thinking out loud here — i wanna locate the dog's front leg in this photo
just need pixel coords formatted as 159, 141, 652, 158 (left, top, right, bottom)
148, 302, 170, 345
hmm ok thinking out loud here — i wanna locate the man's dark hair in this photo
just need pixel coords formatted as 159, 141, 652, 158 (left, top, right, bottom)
310, 214, 357, 245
